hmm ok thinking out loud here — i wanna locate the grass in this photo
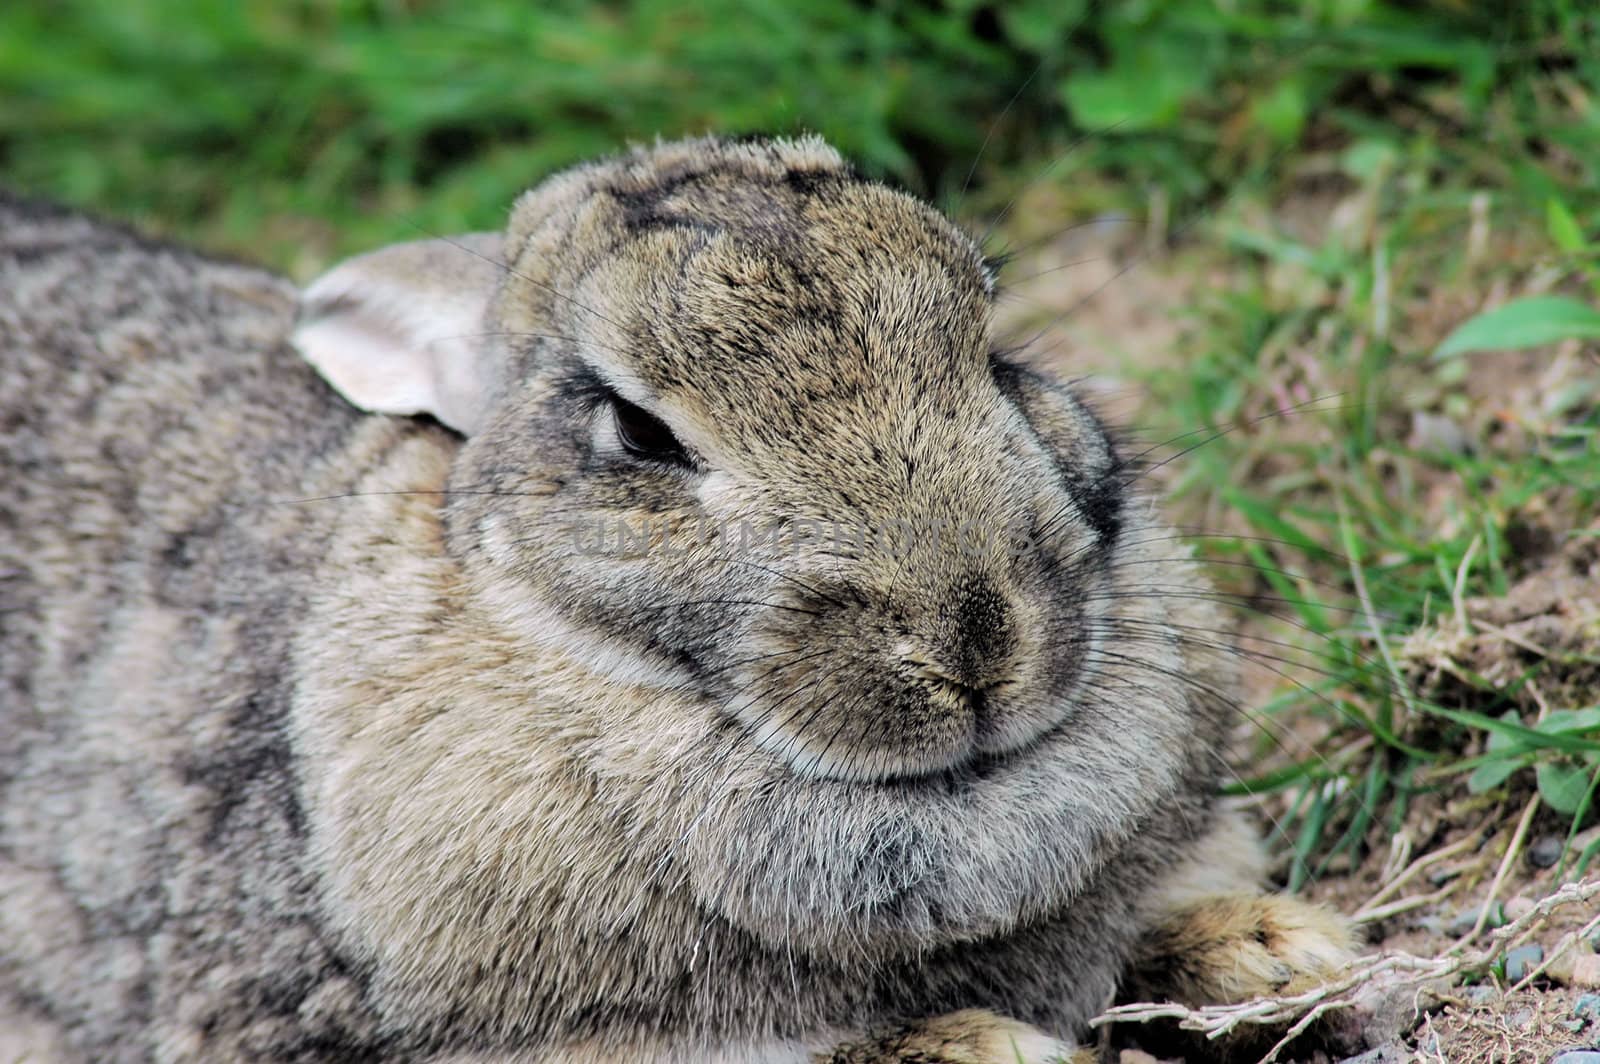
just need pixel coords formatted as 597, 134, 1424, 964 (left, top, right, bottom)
4, 1, 1593, 272
3, 0, 1598, 898
1145, 184, 1600, 890
996, 50, 1600, 894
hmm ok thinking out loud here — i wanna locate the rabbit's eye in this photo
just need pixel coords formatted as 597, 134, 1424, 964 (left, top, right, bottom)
609, 392, 689, 465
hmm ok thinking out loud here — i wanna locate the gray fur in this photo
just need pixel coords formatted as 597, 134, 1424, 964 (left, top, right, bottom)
1, 139, 1345, 1064
1, 192, 392, 1059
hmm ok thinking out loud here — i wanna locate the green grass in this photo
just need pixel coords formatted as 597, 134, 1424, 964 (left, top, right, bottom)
4, 1, 1594, 272
1100, 91, 1600, 887
4, 0, 1598, 883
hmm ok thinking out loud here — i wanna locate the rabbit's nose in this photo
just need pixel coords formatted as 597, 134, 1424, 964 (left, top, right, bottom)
898, 572, 1021, 694
949, 572, 1019, 688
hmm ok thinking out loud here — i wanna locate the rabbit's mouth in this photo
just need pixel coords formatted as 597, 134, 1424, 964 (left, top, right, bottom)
904, 662, 1018, 716
683, 641, 1203, 958
722, 586, 1092, 784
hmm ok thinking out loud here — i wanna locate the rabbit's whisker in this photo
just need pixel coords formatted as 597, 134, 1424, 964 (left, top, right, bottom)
630, 598, 823, 619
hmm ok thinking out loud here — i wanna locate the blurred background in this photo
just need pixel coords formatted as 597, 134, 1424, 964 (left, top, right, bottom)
1, 1, 1593, 273
5, 3, 1600, 1050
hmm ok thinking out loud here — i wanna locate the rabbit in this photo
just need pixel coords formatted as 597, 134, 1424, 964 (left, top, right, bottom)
0, 135, 1355, 1064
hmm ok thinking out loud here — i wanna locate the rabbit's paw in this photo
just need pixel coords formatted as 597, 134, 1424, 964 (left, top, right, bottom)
1132, 892, 1357, 1006
818, 1009, 1084, 1063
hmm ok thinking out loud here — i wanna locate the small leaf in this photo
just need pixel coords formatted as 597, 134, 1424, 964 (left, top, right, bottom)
1547, 197, 1587, 254
1341, 138, 1398, 183
1060, 37, 1214, 132
1537, 761, 1592, 814
1468, 758, 1521, 794
1486, 709, 1523, 753
1537, 707, 1600, 734
999, 0, 1088, 53
1427, 704, 1600, 756
1250, 78, 1307, 144
1435, 296, 1600, 359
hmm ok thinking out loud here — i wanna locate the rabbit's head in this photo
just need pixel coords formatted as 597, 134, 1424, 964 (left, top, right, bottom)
293, 137, 1224, 980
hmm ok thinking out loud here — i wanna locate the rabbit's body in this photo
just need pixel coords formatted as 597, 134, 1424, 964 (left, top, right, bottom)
0, 193, 396, 1058
1, 139, 1350, 1064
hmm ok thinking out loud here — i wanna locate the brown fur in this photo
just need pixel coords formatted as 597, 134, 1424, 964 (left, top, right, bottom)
1, 138, 1350, 1063
1132, 894, 1358, 1007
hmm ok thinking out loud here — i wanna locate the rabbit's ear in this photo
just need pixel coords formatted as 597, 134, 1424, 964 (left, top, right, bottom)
293, 233, 507, 435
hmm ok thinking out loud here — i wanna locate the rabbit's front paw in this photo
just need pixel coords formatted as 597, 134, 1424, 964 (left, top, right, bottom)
819, 1008, 1084, 1063
1132, 892, 1357, 1006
